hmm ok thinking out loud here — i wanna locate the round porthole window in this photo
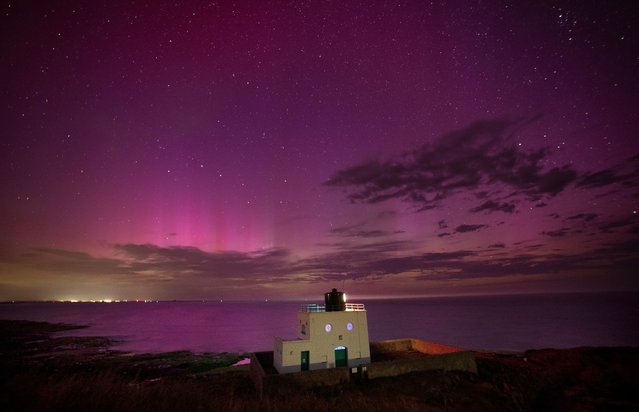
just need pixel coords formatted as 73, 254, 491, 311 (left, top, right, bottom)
325, 323, 332, 332
346, 322, 353, 331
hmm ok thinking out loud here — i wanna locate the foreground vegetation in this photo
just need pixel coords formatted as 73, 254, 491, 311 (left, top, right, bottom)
1, 320, 637, 411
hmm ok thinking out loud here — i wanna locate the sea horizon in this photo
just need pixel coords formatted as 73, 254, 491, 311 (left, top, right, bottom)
1, 290, 638, 354
2, 288, 637, 304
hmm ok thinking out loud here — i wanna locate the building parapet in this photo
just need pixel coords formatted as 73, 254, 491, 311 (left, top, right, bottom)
299, 303, 365, 312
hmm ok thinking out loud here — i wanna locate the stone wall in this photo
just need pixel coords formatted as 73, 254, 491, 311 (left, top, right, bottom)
365, 350, 477, 379
370, 338, 463, 355
251, 351, 350, 398
250, 339, 478, 397
249, 352, 269, 398
367, 338, 477, 377
409, 338, 465, 355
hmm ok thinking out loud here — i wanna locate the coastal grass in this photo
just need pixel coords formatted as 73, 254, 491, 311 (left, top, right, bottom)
1, 367, 480, 411
3, 368, 251, 411
1, 320, 638, 411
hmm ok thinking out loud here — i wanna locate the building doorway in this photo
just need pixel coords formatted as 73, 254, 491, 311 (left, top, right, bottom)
301, 350, 309, 371
335, 346, 348, 367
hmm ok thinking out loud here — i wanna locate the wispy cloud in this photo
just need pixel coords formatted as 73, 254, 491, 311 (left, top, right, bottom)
566, 213, 599, 222
470, 200, 516, 214
330, 221, 402, 239
112, 243, 291, 279
542, 228, 570, 238
577, 154, 639, 190
325, 117, 579, 213
599, 218, 636, 233
454, 224, 487, 233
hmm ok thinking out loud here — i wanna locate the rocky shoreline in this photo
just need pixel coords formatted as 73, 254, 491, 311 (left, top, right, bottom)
1, 319, 637, 411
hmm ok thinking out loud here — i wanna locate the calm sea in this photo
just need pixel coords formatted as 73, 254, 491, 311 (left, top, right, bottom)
1, 292, 638, 354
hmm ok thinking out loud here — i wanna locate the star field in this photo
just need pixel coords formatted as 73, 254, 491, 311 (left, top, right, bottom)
1, 1, 638, 300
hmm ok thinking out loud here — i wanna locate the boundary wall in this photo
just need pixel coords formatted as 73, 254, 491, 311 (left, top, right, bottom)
251, 339, 478, 398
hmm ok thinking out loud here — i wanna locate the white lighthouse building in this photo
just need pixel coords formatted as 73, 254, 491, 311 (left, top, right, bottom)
273, 289, 371, 374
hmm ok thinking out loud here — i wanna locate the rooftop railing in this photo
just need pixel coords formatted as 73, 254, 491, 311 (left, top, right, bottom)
299, 303, 365, 312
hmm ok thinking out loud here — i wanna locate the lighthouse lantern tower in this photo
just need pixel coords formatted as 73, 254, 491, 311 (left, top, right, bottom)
273, 288, 371, 374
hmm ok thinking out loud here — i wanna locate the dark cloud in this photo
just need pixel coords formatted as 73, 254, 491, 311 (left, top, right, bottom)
577, 153, 639, 190
351, 230, 391, 238
330, 221, 403, 239
111, 243, 291, 279
408, 236, 639, 283
17, 244, 294, 286
535, 166, 579, 195
488, 243, 506, 248
437, 219, 448, 229
325, 118, 579, 212
595, 189, 624, 199
330, 222, 365, 235
366, 251, 477, 276
455, 224, 487, 233
32, 248, 97, 261
469, 200, 516, 214
303, 237, 639, 285
599, 218, 636, 233
566, 213, 599, 222
542, 228, 570, 237
319, 240, 416, 255
577, 169, 618, 189
291, 240, 421, 281
295, 249, 480, 282
11, 245, 307, 296
27, 248, 126, 276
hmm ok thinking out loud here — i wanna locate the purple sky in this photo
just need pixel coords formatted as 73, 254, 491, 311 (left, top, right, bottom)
1, 1, 638, 301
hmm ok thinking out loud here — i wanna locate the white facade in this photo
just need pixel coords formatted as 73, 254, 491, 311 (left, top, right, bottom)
273, 303, 371, 374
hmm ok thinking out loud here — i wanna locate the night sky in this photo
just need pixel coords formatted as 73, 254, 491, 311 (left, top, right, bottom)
2, 1, 638, 301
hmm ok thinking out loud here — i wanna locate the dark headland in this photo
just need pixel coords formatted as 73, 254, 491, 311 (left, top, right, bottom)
1, 320, 638, 411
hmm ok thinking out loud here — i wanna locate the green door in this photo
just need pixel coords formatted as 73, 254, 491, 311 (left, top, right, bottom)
301, 350, 309, 371
335, 347, 348, 367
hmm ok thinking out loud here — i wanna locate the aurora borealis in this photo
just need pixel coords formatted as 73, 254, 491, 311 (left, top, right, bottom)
1, 1, 638, 301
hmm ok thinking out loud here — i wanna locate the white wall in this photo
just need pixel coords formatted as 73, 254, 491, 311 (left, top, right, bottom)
274, 310, 371, 374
